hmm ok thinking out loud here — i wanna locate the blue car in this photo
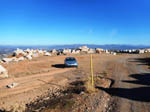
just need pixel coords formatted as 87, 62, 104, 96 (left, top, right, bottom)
64, 57, 78, 67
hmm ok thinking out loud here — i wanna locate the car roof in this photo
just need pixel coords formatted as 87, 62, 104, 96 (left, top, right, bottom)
65, 57, 76, 59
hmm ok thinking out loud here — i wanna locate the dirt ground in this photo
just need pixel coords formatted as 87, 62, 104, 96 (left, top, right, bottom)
0, 53, 150, 112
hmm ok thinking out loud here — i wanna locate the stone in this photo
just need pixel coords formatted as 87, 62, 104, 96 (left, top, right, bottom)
139, 49, 145, 54
52, 49, 57, 54
44, 52, 51, 56
14, 48, 26, 56
79, 46, 89, 52
62, 49, 72, 54
2, 58, 13, 63
96, 48, 104, 54
0, 65, 8, 78
88, 49, 95, 54
26, 55, 32, 60
17, 57, 25, 61
7, 82, 19, 88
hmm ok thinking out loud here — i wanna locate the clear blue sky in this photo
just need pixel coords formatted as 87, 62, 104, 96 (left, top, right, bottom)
0, 0, 150, 45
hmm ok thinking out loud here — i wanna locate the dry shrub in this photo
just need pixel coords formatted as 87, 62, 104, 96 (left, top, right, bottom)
84, 76, 95, 93
10, 103, 26, 112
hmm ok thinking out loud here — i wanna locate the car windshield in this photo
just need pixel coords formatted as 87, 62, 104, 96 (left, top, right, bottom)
65, 58, 76, 61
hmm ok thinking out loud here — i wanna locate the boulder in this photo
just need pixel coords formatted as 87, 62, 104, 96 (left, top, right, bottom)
7, 82, 19, 88
37, 50, 44, 55
88, 49, 95, 54
62, 49, 71, 54
2, 58, 13, 63
105, 50, 110, 54
96, 48, 104, 54
112, 52, 117, 55
11, 57, 18, 62
26, 55, 32, 60
14, 48, 26, 56
71, 50, 80, 54
17, 57, 25, 61
147, 49, 150, 52
79, 46, 89, 52
0, 60, 4, 63
44, 52, 51, 56
52, 49, 57, 54
139, 49, 145, 54
0, 65, 8, 78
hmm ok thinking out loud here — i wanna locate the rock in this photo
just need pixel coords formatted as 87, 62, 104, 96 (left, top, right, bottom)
111, 52, 117, 55
71, 50, 80, 54
0, 65, 8, 78
26, 55, 32, 60
79, 46, 89, 52
80, 91, 85, 95
88, 49, 95, 54
62, 49, 71, 54
105, 50, 109, 54
2, 58, 13, 63
52, 49, 57, 54
96, 48, 104, 54
7, 83, 19, 88
11, 57, 18, 62
139, 49, 145, 54
14, 48, 26, 56
32, 53, 39, 57
17, 57, 25, 61
38, 50, 44, 55
44, 52, 51, 56
71, 49, 80, 54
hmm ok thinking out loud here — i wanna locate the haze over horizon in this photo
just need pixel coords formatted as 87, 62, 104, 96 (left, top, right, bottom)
0, 0, 150, 45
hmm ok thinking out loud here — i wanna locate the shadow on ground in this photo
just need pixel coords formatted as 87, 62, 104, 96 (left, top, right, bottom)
128, 57, 150, 66
97, 73, 150, 102
122, 73, 150, 86
52, 64, 65, 68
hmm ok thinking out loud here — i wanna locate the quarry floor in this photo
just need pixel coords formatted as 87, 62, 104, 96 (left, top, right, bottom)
0, 53, 150, 112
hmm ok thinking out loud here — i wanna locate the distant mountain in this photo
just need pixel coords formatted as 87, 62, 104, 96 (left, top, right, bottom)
0, 44, 150, 55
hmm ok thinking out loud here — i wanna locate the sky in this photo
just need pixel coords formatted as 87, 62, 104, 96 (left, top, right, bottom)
0, 0, 150, 45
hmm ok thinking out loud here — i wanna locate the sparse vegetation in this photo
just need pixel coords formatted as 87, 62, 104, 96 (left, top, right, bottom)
84, 76, 96, 93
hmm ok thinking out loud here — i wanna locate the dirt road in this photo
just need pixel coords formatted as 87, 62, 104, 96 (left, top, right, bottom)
100, 54, 150, 112
1, 54, 150, 111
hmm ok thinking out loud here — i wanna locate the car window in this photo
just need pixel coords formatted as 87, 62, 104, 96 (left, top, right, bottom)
65, 58, 76, 61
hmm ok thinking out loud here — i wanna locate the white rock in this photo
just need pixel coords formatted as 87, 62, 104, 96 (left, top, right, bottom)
71, 50, 80, 54
96, 48, 104, 54
52, 49, 57, 53
2, 58, 13, 63
63, 49, 72, 54
113, 52, 117, 55
12, 57, 18, 62
79, 46, 89, 52
14, 48, 26, 56
17, 57, 25, 61
26, 55, 32, 60
0, 65, 8, 78
88, 49, 95, 54
139, 49, 145, 54
7, 83, 19, 88
44, 52, 51, 56
38, 50, 44, 54
105, 50, 109, 54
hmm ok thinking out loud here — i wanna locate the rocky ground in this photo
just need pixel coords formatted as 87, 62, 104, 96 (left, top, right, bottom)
0, 53, 150, 112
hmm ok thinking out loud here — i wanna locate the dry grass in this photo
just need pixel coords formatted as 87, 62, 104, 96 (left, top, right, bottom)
10, 103, 26, 112
84, 76, 95, 93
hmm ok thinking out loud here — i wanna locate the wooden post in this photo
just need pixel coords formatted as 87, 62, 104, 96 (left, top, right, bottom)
90, 54, 94, 87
